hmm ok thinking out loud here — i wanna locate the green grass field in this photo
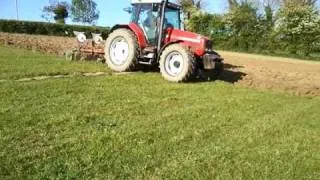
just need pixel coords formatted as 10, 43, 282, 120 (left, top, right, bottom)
0, 46, 319, 179
0, 46, 110, 80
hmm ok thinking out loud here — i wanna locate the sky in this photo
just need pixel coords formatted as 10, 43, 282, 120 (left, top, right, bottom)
0, 0, 228, 27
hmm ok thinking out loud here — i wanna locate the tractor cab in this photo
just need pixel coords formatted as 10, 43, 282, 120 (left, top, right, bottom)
129, 0, 182, 45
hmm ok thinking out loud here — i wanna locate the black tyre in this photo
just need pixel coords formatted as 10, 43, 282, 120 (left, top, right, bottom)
159, 44, 196, 82
105, 28, 139, 72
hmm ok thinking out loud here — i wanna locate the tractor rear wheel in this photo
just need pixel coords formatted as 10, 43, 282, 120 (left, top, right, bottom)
105, 28, 139, 72
159, 44, 196, 82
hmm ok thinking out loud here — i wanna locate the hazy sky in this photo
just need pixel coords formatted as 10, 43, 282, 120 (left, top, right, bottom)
0, 0, 228, 27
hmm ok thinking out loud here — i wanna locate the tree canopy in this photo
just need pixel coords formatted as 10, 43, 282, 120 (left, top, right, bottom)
42, 1, 70, 24
71, 0, 100, 25
186, 0, 320, 57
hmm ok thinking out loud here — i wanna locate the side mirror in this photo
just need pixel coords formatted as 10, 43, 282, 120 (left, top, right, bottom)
123, 7, 132, 14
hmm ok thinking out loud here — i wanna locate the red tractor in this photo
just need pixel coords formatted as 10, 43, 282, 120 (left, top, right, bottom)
105, 0, 223, 82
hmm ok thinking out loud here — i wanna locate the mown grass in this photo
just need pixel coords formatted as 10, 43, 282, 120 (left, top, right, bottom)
0, 46, 319, 179
0, 46, 110, 80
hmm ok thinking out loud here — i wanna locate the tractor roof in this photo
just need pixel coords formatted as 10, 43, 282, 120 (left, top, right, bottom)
131, 0, 181, 9
131, 0, 163, 4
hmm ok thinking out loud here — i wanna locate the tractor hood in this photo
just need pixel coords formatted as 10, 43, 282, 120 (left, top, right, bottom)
165, 28, 210, 57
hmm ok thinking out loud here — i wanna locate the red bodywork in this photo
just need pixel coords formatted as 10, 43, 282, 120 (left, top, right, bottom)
128, 23, 148, 49
116, 23, 208, 57
164, 28, 208, 57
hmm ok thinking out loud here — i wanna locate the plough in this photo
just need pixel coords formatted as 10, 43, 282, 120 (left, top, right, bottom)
65, 31, 105, 61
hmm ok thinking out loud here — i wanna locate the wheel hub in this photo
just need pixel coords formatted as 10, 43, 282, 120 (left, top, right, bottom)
109, 37, 129, 65
164, 52, 184, 77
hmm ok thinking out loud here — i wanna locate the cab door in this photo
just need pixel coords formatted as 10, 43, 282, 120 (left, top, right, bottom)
136, 4, 159, 45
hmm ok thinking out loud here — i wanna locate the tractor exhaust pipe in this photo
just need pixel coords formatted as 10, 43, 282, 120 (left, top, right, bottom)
157, 0, 168, 53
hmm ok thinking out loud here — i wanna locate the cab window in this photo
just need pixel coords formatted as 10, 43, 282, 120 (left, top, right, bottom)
137, 4, 158, 44
165, 8, 180, 29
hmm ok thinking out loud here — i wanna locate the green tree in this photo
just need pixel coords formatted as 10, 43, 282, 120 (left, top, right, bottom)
282, 0, 317, 6
223, 1, 261, 51
257, 0, 281, 52
176, 0, 207, 13
71, 0, 100, 25
188, 12, 227, 48
275, 3, 320, 55
261, 0, 281, 24
188, 12, 213, 36
176, 0, 208, 29
42, 1, 70, 24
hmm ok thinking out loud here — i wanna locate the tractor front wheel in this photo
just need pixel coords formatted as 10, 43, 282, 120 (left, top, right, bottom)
105, 28, 139, 72
159, 44, 196, 82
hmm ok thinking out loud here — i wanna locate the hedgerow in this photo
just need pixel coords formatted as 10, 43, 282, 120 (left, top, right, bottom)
0, 19, 109, 39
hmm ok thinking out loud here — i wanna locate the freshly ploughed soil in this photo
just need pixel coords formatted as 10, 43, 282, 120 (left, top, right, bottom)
0, 32, 319, 96
0, 32, 76, 55
219, 51, 320, 96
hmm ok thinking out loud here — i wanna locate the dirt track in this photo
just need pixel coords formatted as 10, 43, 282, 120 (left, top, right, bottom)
219, 51, 320, 96
1, 32, 320, 96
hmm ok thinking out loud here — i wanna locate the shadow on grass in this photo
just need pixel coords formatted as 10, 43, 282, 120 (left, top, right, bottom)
216, 63, 246, 84
223, 63, 244, 69
132, 62, 247, 84
216, 69, 246, 84
191, 63, 247, 84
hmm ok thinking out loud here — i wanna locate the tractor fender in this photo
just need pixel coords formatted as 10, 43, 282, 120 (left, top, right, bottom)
110, 24, 129, 33
158, 40, 184, 61
110, 23, 147, 49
